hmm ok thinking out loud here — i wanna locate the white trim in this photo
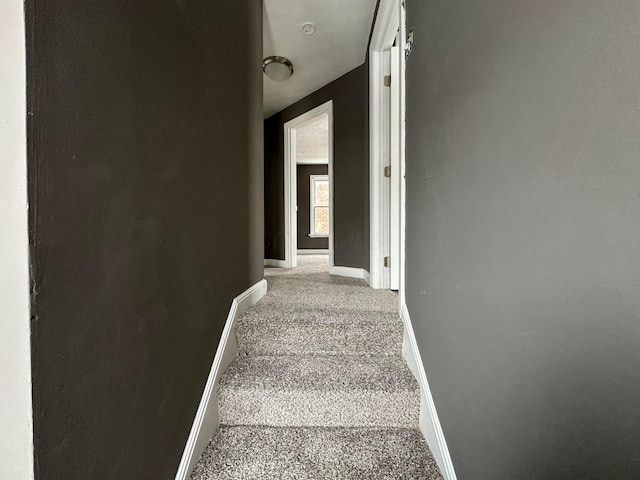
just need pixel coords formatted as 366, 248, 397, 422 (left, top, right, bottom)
370, 0, 400, 51
363, 269, 371, 285
297, 249, 329, 255
1, 1, 34, 478
389, 42, 402, 291
400, 304, 457, 480
174, 279, 268, 480
296, 157, 329, 165
309, 174, 329, 237
284, 101, 334, 270
369, 0, 401, 289
329, 266, 369, 281
264, 259, 287, 268
398, 0, 408, 308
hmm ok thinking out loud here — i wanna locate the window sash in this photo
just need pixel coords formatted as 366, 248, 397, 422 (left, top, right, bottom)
309, 175, 329, 237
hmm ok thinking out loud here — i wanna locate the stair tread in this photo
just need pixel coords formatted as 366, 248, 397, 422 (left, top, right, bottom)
191, 426, 443, 480
254, 282, 399, 314
219, 355, 418, 393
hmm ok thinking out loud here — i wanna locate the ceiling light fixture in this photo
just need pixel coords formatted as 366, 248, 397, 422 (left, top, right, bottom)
263, 56, 294, 81
301, 22, 316, 35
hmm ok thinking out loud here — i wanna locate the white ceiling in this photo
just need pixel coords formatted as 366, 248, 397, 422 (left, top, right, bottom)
263, 0, 377, 118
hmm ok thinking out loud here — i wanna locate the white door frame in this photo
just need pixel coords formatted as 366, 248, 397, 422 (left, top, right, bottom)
397, 1, 408, 307
1, 1, 35, 478
389, 42, 402, 291
369, 0, 402, 290
283, 100, 334, 269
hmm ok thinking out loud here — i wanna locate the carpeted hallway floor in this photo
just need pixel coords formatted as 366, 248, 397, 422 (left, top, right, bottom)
191, 255, 442, 479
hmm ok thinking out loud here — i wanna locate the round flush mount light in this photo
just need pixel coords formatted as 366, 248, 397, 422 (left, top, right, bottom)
263, 56, 294, 81
301, 22, 316, 35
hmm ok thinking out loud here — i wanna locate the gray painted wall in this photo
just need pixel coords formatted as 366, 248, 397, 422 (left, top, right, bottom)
264, 64, 370, 269
26, 0, 263, 478
405, 1, 640, 478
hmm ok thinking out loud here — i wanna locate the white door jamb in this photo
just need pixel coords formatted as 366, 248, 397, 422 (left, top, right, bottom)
397, 1, 408, 307
390, 42, 402, 291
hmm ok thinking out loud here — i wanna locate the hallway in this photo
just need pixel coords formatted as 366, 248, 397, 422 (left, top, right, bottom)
191, 256, 442, 479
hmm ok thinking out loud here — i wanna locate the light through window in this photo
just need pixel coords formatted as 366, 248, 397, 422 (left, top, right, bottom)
310, 175, 329, 236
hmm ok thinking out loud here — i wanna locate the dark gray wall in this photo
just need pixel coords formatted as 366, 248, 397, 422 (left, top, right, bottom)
25, 1, 263, 478
405, 1, 640, 478
297, 165, 329, 250
264, 64, 370, 269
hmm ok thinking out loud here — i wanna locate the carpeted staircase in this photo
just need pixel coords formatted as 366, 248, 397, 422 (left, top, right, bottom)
191, 256, 443, 479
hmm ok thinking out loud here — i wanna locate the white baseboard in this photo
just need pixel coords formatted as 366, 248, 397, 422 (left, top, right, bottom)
297, 249, 329, 255
400, 303, 457, 480
329, 266, 370, 281
264, 259, 287, 268
174, 279, 268, 480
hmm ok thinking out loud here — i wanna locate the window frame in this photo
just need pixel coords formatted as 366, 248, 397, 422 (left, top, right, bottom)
309, 174, 329, 237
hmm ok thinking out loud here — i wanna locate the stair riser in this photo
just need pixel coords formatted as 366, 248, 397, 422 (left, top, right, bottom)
259, 296, 397, 313
236, 323, 403, 356
218, 389, 420, 428
239, 307, 401, 325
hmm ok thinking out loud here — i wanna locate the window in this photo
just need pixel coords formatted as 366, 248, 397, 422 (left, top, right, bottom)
309, 175, 329, 237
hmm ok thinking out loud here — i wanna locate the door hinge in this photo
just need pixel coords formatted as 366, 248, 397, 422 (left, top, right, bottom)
405, 29, 414, 59
384, 165, 391, 178
384, 256, 391, 268
384, 75, 391, 87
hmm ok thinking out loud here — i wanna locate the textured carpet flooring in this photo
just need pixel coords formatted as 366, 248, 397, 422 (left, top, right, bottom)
192, 256, 442, 479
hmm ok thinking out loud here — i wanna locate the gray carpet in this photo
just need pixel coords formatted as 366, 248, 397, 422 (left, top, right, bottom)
192, 256, 443, 479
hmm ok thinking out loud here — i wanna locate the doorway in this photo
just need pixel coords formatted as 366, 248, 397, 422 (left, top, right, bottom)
369, 0, 406, 298
283, 100, 334, 269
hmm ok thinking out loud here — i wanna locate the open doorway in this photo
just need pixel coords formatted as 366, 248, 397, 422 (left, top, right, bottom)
283, 100, 334, 269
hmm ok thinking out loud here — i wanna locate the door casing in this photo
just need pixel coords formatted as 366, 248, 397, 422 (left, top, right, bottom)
283, 100, 334, 269
369, 0, 404, 295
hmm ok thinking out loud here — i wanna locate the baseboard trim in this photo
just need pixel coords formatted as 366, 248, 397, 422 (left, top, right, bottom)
400, 303, 457, 480
297, 249, 329, 255
329, 266, 370, 281
264, 259, 287, 268
174, 279, 268, 480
